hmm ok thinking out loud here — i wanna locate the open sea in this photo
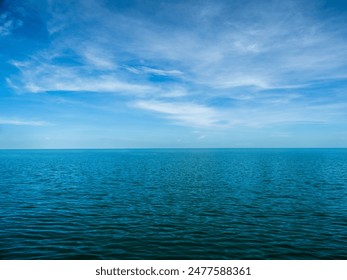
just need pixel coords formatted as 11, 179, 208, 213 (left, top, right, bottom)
0, 148, 346, 259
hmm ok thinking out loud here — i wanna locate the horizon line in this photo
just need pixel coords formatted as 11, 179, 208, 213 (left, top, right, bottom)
0, 147, 346, 150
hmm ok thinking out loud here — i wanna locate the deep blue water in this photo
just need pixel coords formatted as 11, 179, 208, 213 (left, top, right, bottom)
0, 148, 347, 259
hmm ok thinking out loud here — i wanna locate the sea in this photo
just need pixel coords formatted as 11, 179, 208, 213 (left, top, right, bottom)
0, 148, 346, 259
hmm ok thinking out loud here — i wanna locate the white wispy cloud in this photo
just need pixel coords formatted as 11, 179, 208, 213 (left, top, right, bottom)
0, 12, 22, 36
125, 66, 183, 77
139, 67, 183, 77
0, 118, 47, 126
106, 0, 347, 90
132, 100, 224, 127
5, 0, 347, 131
132, 94, 345, 128
8, 61, 153, 94
81, 46, 117, 70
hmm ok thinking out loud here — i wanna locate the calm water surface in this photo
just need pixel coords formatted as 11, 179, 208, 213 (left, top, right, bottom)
0, 149, 347, 259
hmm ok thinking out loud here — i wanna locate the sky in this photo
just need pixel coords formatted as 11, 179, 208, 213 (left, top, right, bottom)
1, 0, 347, 148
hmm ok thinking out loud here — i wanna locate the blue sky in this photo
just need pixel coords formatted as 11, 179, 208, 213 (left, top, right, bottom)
1, 0, 347, 148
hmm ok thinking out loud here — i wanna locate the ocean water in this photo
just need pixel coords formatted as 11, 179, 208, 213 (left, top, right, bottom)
0, 148, 346, 260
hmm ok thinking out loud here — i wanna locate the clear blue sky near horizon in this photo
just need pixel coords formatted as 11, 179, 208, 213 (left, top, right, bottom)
1, 0, 347, 148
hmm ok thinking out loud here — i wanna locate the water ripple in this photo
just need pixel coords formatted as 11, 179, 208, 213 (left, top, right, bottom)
0, 149, 347, 259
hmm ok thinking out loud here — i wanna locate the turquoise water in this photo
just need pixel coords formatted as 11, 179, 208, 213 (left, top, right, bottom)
0, 149, 346, 259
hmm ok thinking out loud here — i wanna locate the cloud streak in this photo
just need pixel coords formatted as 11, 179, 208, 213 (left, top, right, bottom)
0, 118, 47, 126
8, 61, 154, 94
133, 100, 224, 127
